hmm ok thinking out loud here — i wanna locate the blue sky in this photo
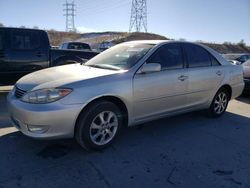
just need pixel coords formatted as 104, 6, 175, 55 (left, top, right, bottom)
0, 0, 249, 44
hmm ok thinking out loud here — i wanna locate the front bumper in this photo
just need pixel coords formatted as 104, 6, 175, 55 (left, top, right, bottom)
7, 92, 84, 139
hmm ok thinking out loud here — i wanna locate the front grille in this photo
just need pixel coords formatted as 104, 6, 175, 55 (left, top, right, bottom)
14, 86, 27, 98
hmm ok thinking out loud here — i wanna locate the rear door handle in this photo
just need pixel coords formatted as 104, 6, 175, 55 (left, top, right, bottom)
216, 71, 222, 76
178, 75, 188, 81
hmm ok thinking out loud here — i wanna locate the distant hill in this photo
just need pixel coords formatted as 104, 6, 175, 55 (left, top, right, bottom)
47, 30, 250, 54
77, 32, 168, 45
47, 31, 168, 46
202, 42, 250, 54
47, 30, 81, 46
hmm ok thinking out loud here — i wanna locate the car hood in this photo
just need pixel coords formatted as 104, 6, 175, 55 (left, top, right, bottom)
16, 64, 122, 91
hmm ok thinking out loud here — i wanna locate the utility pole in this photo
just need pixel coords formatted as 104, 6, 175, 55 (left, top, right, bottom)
129, 0, 147, 32
63, 1, 76, 32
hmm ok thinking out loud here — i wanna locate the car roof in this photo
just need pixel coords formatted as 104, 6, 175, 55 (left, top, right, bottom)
123, 40, 209, 47
124, 40, 230, 66
124, 40, 168, 45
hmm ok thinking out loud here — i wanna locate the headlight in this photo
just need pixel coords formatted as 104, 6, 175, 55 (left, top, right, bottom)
21, 88, 72, 104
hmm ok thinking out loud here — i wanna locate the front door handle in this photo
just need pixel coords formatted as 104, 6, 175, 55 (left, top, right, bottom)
178, 75, 188, 81
216, 70, 222, 76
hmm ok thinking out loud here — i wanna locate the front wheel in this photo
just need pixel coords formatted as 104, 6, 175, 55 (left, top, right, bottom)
207, 88, 230, 117
75, 101, 122, 150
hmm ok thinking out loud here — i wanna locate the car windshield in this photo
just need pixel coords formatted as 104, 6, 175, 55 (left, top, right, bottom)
85, 43, 154, 70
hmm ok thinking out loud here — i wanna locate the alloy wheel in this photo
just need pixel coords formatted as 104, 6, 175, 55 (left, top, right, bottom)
214, 92, 228, 114
89, 111, 118, 146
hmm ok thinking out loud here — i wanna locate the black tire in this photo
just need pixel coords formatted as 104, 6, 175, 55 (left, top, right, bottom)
75, 100, 123, 151
207, 88, 230, 118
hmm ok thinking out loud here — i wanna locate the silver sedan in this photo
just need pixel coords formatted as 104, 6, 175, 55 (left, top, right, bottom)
7, 40, 244, 150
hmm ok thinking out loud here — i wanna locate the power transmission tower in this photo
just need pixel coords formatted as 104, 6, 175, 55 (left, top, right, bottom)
129, 0, 147, 32
63, 1, 76, 32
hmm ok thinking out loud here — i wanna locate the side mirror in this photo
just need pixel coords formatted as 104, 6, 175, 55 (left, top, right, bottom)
139, 63, 161, 74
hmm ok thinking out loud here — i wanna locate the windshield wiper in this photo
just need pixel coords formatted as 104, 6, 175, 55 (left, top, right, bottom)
86, 64, 121, 70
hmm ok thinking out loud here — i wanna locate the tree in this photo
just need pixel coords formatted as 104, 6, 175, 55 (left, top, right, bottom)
238, 39, 246, 47
223, 41, 232, 45
48, 29, 56, 32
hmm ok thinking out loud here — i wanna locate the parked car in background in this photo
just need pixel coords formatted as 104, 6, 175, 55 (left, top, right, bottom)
223, 53, 250, 64
242, 60, 250, 93
227, 59, 241, 65
8, 41, 244, 150
59, 42, 92, 51
0, 27, 98, 82
98, 41, 113, 51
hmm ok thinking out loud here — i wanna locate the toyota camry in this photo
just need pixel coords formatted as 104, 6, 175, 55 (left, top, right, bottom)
8, 40, 244, 150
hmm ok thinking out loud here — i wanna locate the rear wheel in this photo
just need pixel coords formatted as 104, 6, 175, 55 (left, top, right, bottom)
75, 101, 122, 150
207, 88, 230, 117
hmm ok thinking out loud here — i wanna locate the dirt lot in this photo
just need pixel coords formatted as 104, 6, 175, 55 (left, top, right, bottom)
0, 92, 249, 188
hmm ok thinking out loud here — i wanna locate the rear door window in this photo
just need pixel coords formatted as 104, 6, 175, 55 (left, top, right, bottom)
184, 43, 211, 68
148, 43, 184, 70
11, 30, 40, 50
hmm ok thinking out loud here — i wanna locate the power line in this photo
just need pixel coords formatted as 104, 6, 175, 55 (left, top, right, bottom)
63, 1, 76, 32
129, 0, 147, 32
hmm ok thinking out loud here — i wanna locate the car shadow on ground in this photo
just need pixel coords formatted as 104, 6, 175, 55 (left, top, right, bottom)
0, 110, 250, 187
0, 93, 10, 129
236, 93, 250, 104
